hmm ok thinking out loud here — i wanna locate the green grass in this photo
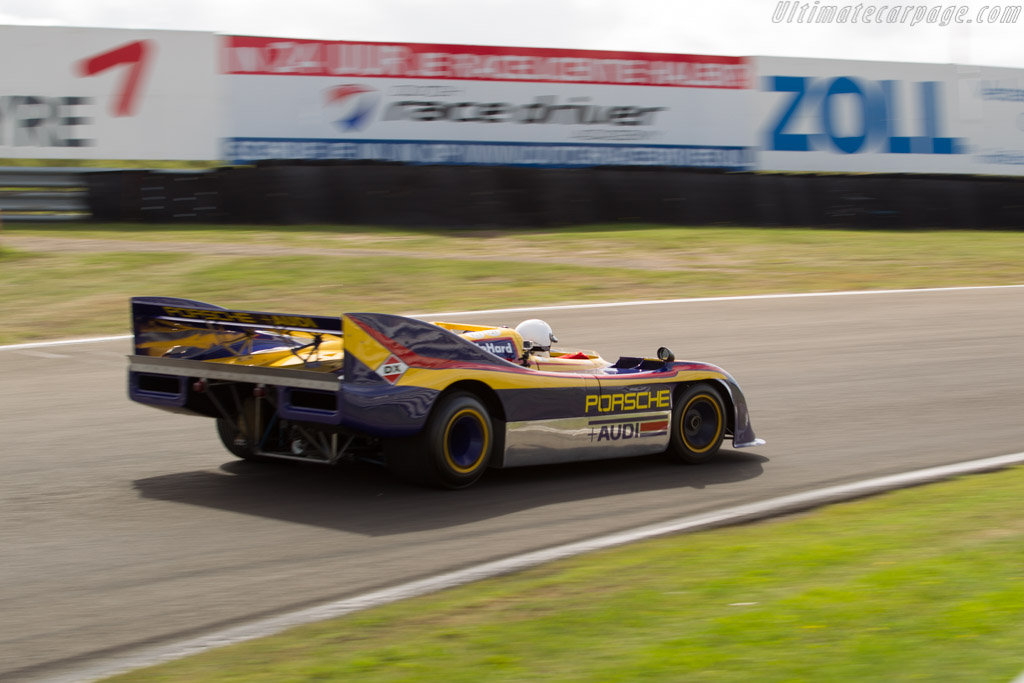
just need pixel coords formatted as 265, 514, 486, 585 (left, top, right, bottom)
2, 223, 1022, 345
106, 465, 1024, 682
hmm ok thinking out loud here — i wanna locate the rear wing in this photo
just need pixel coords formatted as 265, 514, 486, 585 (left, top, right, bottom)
129, 299, 519, 391
128, 301, 521, 432
130, 296, 343, 359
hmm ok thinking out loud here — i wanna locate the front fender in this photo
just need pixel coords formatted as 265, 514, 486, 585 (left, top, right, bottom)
713, 377, 765, 448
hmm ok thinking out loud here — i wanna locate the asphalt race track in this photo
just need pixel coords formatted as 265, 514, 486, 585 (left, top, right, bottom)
2, 287, 1023, 681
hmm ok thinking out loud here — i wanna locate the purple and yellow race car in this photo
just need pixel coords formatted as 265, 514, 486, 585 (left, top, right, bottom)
128, 297, 764, 488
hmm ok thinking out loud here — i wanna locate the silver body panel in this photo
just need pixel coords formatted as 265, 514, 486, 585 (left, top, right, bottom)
129, 356, 342, 391
502, 410, 671, 467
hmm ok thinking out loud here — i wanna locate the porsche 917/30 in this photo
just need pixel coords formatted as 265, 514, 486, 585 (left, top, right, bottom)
127, 297, 764, 489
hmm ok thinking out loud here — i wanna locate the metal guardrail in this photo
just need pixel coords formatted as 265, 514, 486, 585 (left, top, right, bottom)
0, 167, 91, 222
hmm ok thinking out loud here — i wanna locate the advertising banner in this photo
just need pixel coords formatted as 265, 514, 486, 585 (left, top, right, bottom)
755, 56, 972, 173
0, 26, 220, 161
221, 37, 755, 169
5, 27, 1020, 177
755, 56, 1024, 176
970, 66, 1024, 175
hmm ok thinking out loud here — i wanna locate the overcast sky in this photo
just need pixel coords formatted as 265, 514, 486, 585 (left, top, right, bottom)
1, 0, 1022, 69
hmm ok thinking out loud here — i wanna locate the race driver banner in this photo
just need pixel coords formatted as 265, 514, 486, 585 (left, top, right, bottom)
0, 26, 220, 161
221, 37, 755, 169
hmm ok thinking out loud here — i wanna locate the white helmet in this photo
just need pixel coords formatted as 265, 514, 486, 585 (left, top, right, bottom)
515, 319, 558, 350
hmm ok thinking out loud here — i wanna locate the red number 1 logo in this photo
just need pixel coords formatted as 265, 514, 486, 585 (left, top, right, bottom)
77, 40, 153, 117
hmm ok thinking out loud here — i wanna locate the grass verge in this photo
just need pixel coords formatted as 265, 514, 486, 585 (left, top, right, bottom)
106, 465, 1024, 682
2, 223, 1023, 345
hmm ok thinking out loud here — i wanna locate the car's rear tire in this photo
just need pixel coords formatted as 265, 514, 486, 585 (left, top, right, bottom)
667, 383, 726, 464
388, 391, 494, 489
216, 413, 273, 463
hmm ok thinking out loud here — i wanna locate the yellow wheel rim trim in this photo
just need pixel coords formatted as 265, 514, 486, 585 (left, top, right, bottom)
443, 408, 490, 473
680, 394, 723, 454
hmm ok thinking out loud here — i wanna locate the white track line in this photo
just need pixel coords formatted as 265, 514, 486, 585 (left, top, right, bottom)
0, 335, 132, 351
417, 283, 1024, 318
4, 284, 1024, 352
56, 450, 1024, 683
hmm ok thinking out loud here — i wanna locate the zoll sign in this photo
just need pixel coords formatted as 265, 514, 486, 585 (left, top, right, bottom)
753, 56, 1024, 176
0, 26, 219, 161
221, 37, 755, 169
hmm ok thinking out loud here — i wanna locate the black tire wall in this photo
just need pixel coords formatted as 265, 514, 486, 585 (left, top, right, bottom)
86, 163, 1024, 229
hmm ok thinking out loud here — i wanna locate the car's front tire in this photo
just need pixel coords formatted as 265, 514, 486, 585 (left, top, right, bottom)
667, 383, 726, 464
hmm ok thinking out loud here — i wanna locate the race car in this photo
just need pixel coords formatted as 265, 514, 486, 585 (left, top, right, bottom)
128, 297, 764, 488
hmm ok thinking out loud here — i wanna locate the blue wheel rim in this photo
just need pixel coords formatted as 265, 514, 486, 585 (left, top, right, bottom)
444, 409, 488, 472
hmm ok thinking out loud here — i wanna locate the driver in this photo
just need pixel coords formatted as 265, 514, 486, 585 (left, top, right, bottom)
514, 319, 558, 357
